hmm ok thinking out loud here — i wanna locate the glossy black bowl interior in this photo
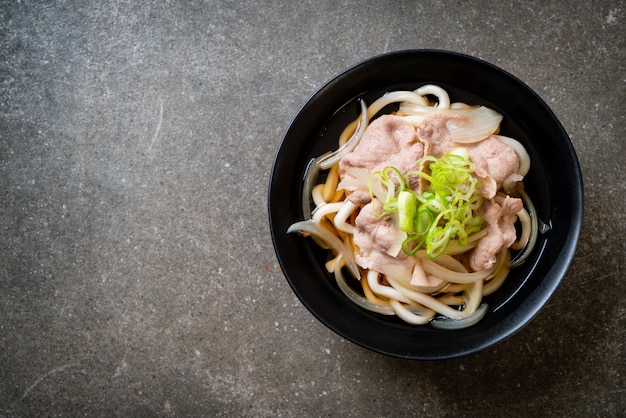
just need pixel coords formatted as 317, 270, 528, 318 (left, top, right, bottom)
268, 50, 583, 360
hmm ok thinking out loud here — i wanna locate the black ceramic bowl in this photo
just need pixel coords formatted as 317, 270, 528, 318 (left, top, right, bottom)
268, 50, 583, 360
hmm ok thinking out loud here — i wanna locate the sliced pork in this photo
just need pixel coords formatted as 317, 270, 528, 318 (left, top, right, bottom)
352, 200, 412, 272
352, 200, 443, 288
344, 111, 524, 279
339, 115, 425, 205
468, 195, 523, 271
417, 113, 520, 198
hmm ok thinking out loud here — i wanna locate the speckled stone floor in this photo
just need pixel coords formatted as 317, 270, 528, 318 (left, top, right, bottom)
1, 1, 623, 416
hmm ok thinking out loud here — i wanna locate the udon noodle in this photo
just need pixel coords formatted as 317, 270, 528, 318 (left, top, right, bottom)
289, 85, 538, 329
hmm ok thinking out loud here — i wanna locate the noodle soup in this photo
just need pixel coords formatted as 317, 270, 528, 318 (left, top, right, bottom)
289, 85, 538, 329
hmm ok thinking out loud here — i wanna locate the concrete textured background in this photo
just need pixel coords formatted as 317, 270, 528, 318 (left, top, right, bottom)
1, 1, 624, 416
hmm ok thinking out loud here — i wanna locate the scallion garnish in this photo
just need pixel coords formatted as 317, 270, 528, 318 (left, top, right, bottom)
369, 148, 483, 258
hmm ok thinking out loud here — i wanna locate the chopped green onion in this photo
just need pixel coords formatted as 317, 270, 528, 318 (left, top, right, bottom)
368, 148, 484, 258
398, 190, 417, 232
415, 209, 433, 235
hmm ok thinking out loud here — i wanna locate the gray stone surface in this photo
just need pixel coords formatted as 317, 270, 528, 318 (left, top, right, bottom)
1, 1, 623, 416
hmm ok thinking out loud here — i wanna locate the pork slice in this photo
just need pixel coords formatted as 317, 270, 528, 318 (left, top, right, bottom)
354, 200, 448, 289
353, 200, 413, 273
416, 113, 467, 157
339, 114, 425, 205
468, 138, 520, 198
416, 113, 520, 198
468, 196, 523, 271
410, 258, 445, 288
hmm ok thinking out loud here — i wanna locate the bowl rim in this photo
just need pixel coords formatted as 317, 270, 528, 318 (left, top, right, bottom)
268, 49, 584, 360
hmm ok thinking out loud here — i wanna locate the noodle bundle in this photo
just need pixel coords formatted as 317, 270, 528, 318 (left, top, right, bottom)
289, 85, 538, 329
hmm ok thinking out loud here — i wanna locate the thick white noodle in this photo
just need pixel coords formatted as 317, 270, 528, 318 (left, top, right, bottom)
385, 275, 468, 319
420, 256, 496, 284
311, 202, 345, 224
450, 102, 472, 109
367, 91, 429, 119
366, 270, 411, 303
333, 200, 357, 234
389, 299, 435, 325
416, 84, 451, 109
